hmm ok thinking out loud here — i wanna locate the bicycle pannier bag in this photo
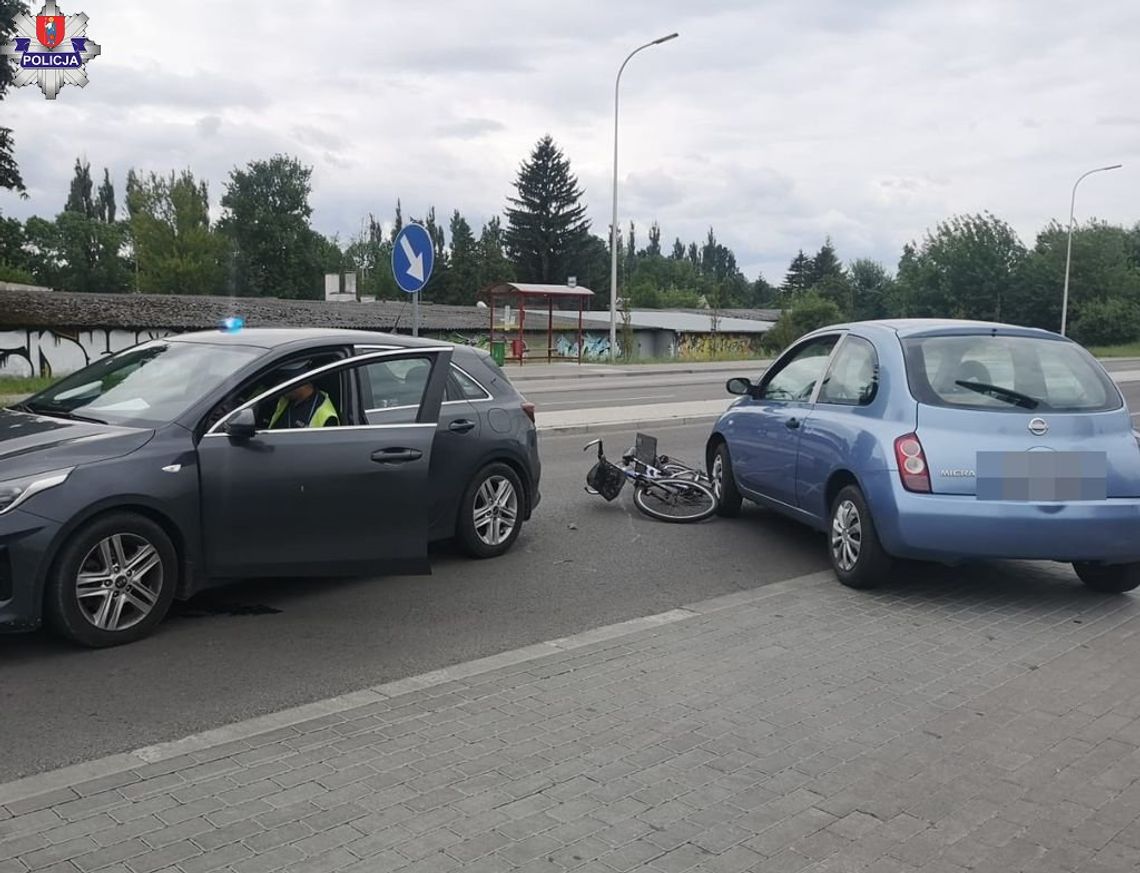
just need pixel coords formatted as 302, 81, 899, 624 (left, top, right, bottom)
586, 458, 626, 501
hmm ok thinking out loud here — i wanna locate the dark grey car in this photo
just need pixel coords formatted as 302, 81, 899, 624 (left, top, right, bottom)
0, 328, 541, 647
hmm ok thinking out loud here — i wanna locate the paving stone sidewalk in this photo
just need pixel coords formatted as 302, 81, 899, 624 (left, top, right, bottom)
3, 566, 1140, 873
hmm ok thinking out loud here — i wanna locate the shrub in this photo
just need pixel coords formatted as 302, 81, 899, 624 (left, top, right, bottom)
1072, 298, 1140, 347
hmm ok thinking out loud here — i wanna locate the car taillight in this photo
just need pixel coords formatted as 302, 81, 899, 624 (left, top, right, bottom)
521, 401, 536, 424
894, 433, 931, 493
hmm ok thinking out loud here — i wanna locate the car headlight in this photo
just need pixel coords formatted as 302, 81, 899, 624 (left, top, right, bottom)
0, 468, 74, 515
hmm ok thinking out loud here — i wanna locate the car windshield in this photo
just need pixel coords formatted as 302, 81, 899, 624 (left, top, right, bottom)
23, 340, 262, 427
902, 334, 1121, 413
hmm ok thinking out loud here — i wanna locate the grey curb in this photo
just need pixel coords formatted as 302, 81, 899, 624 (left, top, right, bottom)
0, 570, 834, 808
537, 412, 722, 436
508, 361, 770, 382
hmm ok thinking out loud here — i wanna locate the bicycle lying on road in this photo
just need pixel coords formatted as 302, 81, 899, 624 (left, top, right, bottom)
584, 432, 718, 523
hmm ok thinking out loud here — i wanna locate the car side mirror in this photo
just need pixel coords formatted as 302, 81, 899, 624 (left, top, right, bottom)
224, 407, 257, 440
726, 377, 755, 397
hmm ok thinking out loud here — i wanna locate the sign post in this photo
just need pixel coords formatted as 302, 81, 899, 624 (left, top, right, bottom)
391, 223, 434, 336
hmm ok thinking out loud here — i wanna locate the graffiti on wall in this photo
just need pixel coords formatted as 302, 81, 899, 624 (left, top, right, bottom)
555, 332, 616, 360
0, 328, 174, 378
675, 333, 760, 361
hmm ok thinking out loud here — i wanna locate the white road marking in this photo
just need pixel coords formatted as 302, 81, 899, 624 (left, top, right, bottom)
539, 394, 674, 407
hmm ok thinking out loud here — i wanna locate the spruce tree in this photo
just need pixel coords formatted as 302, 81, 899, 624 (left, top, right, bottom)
504, 134, 590, 283
781, 249, 812, 294
808, 237, 843, 287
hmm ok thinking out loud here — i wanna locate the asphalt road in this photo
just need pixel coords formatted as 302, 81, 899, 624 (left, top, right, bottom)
2, 373, 1137, 783
516, 357, 1140, 413
0, 422, 828, 782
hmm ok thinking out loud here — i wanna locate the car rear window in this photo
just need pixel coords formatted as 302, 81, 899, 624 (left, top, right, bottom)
901, 334, 1121, 413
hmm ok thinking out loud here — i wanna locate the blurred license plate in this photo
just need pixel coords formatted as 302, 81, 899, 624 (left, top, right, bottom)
976, 451, 1107, 501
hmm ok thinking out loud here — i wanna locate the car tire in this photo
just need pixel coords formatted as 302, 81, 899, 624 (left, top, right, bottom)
710, 442, 743, 518
1072, 561, 1140, 594
457, 463, 525, 559
829, 485, 893, 590
44, 512, 178, 648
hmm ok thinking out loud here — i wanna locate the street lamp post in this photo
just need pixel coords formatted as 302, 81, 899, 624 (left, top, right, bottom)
1061, 163, 1122, 336
609, 32, 678, 362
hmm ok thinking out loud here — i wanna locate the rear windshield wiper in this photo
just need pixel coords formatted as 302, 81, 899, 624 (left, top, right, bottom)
954, 380, 1040, 410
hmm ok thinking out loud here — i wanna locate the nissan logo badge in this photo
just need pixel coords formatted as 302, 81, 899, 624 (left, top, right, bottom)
1028, 417, 1049, 436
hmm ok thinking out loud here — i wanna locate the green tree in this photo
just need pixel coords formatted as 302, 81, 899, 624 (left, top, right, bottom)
0, 0, 28, 196
751, 276, 776, 307
1071, 298, 1140, 347
670, 237, 685, 260
218, 154, 322, 298
647, 221, 662, 257
807, 238, 844, 287
0, 213, 28, 274
96, 168, 116, 223
439, 210, 479, 304
504, 134, 591, 284
127, 168, 229, 295
894, 212, 1026, 321
24, 210, 130, 293
476, 216, 515, 287
762, 292, 845, 353
25, 159, 130, 292
781, 250, 812, 295
848, 259, 895, 320
65, 158, 96, 217
1012, 220, 1140, 331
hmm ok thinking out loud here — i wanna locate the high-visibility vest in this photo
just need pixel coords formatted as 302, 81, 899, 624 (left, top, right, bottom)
269, 391, 339, 429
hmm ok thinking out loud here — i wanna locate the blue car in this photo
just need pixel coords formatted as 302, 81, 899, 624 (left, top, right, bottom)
706, 319, 1140, 592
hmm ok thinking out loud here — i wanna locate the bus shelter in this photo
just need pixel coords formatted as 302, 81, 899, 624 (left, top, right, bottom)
480, 282, 595, 365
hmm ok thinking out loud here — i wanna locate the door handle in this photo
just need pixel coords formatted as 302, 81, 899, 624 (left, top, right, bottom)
448, 419, 476, 434
785, 417, 801, 430
370, 448, 423, 464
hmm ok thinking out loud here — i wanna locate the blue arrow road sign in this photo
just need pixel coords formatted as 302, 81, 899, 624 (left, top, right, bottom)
392, 223, 434, 294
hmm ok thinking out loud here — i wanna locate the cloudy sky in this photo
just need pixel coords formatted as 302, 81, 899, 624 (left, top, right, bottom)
2, 0, 1137, 284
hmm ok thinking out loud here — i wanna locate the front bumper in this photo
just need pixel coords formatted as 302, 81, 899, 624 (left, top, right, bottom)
0, 508, 62, 632
863, 470, 1140, 564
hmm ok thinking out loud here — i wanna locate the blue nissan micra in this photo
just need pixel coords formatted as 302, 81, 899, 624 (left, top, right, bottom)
706, 319, 1140, 592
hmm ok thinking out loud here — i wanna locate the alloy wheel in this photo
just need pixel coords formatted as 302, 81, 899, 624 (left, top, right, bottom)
711, 453, 725, 502
473, 475, 519, 547
831, 499, 862, 572
75, 533, 164, 632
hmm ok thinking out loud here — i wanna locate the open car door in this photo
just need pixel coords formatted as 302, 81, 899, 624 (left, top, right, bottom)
196, 347, 452, 579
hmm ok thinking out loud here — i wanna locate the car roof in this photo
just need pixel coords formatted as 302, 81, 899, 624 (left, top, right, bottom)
168, 327, 455, 350
807, 318, 1063, 341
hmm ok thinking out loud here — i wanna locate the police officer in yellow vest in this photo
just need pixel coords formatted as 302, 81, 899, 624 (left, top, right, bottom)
268, 363, 339, 429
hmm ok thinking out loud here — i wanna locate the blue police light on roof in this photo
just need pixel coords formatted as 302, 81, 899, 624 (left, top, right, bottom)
220, 317, 244, 333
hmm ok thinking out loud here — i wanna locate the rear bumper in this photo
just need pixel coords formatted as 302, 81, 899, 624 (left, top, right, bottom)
0, 508, 61, 632
863, 470, 1140, 564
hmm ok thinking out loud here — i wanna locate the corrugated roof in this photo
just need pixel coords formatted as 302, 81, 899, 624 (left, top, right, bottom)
0, 286, 616, 333
482, 282, 596, 299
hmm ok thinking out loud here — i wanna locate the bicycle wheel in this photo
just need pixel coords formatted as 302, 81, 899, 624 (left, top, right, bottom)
633, 477, 718, 523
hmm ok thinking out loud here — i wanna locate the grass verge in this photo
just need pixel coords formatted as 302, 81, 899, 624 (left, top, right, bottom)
1088, 342, 1140, 359
0, 375, 54, 396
